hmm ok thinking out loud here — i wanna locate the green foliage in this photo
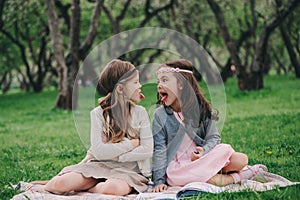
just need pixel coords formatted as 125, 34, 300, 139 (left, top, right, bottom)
3, 0, 48, 50
0, 35, 21, 72
1, 0, 299, 94
0, 75, 299, 199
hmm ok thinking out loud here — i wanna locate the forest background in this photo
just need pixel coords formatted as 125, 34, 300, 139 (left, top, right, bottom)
0, 0, 299, 108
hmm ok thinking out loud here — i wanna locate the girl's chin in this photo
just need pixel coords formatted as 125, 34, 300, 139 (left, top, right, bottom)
163, 101, 171, 106
130, 97, 141, 103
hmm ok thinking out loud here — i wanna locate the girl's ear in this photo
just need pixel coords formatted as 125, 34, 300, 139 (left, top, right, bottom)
116, 85, 123, 94
178, 81, 183, 90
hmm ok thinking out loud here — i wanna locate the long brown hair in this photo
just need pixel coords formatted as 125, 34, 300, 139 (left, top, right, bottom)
98, 59, 139, 143
157, 59, 218, 127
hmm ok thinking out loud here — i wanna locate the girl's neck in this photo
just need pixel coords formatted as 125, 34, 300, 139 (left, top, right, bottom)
172, 107, 181, 112
170, 101, 181, 112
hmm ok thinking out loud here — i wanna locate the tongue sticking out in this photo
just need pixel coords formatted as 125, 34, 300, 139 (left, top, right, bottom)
161, 95, 167, 102
139, 93, 145, 99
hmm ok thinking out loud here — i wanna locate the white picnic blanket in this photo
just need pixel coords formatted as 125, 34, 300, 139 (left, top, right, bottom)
12, 171, 299, 200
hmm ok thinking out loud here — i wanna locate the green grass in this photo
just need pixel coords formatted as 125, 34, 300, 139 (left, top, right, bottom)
0, 75, 299, 199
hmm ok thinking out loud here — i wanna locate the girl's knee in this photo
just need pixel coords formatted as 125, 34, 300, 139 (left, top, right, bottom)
239, 153, 248, 166
88, 182, 104, 193
95, 179, 132, 195
232, 152, 248, 169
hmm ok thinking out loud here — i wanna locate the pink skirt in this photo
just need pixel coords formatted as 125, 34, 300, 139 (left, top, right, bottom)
166, 143, 234, 186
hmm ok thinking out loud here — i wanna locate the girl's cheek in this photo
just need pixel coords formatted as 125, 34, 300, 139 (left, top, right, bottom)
162, 82, 168, 86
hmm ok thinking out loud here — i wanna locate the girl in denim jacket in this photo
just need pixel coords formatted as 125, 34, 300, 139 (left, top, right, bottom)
151, 59, 267, 192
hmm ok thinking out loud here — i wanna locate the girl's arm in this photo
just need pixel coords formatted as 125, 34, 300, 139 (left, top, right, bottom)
118, 107, 153, 162
152, 111, 168, 186
202, 119, 221, 154
89, 108, 135, 160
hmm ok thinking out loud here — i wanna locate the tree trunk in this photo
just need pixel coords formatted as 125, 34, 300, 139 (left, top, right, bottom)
280, 24, 300, 78
0, 71, 12, 94
45, 0, 69, 109
79, 0, 104, 59
206, 0, 245, 84
45, 0, 103, 110
64, 0, 81, 110
16, 69, 30, 92
248, 0, 300, 88
272, 46, 288, 75
220, 59, 234, 82
237, 71, 263, 91
206, 0, 243, 69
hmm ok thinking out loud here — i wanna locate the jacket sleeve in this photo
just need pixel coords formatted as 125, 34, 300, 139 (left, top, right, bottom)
152, 111, 168, 186
118, 107, 153, 162
89, 108, 134, 160
202, 119, 221, 154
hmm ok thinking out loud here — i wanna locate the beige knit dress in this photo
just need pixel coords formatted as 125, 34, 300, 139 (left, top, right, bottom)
58, 105, 153, 193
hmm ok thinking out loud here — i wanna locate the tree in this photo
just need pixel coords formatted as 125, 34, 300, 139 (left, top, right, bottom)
100, 0, 176, 82
0, 36, 24, 93
207, 0, 299, 90
45, 0, 103, 110
153, 1, 223, 83
278, 1, 300, 78
0, 0, 52, 92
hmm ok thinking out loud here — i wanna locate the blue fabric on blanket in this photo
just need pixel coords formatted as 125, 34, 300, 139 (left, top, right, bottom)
176, 190, 206, 199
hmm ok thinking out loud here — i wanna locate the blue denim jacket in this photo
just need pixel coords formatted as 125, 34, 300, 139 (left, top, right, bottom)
152, 106, 221, 186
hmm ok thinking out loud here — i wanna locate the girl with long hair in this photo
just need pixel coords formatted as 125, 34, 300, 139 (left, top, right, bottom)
43, 59, 153, 195
151, 59, 267, 192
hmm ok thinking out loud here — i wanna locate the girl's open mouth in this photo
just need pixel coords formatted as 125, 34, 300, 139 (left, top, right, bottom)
160, 92, 168, 102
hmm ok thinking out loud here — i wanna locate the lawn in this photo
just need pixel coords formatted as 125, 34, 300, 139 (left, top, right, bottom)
0, 75, 299, 199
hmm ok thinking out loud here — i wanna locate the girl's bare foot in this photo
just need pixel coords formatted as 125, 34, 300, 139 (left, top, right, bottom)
29, 184, 48, 193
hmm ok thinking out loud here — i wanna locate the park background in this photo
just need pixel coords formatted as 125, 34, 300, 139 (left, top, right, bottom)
0, 0, 299, 199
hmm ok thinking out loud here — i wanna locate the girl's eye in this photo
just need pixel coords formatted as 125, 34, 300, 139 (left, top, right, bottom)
157, 78, 168, 84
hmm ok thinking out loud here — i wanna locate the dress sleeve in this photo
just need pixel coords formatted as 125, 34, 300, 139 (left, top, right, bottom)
202, 119, 221, 154
89, 107, 134, 160
118, 107, 153, 162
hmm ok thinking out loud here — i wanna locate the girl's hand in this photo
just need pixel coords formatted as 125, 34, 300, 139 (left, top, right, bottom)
131, 138, 140, 148
151, 184, 168, 192
191, 146, 203, 161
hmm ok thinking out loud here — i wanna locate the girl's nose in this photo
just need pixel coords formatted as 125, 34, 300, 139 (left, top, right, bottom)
157, 83, 162, 89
